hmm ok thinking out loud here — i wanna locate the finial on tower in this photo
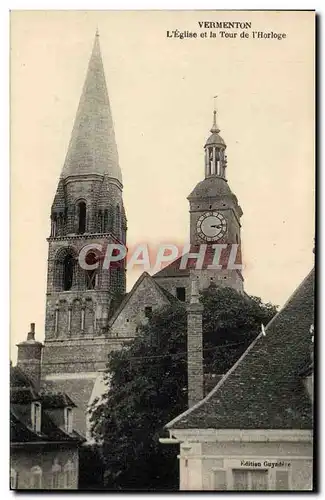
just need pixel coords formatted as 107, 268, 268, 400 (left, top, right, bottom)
95, 26, 100, 37
211, 95, 220, 134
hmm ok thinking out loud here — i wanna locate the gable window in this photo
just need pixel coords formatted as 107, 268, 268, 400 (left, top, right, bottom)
10, 468, 18, 489
78, 201, 86, 234
64, 407, 73, 434
232, 469, 268, 491
31, 402, 41, 433
176, 287, 186, 302
145, 306, 152, 319
63, 254, 74, 291
30, 466, 42, 489
51, 460, 62, 489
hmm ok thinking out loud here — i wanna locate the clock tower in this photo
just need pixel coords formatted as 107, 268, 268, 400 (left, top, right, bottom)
188, 109, 244, 290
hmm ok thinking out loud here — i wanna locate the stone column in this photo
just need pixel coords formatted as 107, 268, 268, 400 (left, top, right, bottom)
187, 279, 204, 407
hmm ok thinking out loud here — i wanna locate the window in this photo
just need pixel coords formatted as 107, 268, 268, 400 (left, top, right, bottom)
176, 287, 186, 302
103, 209, 108, 232
10, 468, 18, 489
115, 205, 121, 237
31, 402, 41, 433
64, 407, 73, 434
232, 469, 268, 491
51, 213, 57, 237
276, 471, 289, 490
51, 460, 62, 489
78, 201, 86, 234
145, 306, 152, 319
64, 460, 75, 489
63, 254, 74, 291
85, 252, 98, 290
30, 466, 42, 489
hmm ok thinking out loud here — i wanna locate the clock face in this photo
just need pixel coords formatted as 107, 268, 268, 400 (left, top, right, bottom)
196, 212, 227, 242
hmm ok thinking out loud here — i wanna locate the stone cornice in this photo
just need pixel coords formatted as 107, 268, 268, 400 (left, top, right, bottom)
170, 429, 313, 443
44, 336, 134, 346
47, 232, 118, 242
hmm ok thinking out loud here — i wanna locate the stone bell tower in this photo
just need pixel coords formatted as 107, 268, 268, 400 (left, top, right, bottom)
187, 108, 244, 291
41, 32, 127, 435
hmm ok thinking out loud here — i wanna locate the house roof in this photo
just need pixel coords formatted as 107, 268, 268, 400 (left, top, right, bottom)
10, 409, 84, 444
167, 268, 314, 430
40, 392, 76, 409
10, 366, 84, 445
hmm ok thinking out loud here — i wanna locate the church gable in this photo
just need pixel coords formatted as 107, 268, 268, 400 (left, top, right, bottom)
109, 272, 172, 337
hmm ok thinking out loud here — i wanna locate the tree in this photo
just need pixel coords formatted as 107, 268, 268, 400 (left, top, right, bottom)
89, 285, 277, 490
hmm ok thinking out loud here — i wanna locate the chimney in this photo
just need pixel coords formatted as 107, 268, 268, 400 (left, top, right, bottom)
187, 279, 204, 407
17, 323, 43, 390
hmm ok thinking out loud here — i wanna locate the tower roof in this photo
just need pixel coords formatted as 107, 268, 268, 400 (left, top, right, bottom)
188, 176, 232, 199
60, 32, 122, 183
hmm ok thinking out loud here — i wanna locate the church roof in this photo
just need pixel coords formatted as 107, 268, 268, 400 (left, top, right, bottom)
167, 268, 314, 430
154, 245, 243, 279
153, 256, 190, 278
60, 33, 122, 183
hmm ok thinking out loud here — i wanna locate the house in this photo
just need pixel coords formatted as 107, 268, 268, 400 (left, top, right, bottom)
161, 269, 314, 491
10, 324, 85, 490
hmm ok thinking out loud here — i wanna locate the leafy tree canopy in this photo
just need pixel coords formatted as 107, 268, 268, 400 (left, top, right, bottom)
90, 285, 277, 490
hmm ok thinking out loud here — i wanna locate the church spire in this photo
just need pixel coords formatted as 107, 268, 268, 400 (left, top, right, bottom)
61, 32, 122, 183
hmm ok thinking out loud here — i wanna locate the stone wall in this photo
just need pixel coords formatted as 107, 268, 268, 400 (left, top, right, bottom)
110, 275, 170, 337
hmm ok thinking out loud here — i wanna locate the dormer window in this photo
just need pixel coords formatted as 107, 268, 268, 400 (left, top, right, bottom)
31, 402, 41, 433
64, 407, 73, 434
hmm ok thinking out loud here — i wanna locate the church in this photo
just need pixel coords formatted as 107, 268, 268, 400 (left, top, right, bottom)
16, 31, 245, 439
12, 31, 313, 491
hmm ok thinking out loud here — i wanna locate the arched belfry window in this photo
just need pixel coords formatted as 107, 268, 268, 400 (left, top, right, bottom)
63, 254, 74, 291
53, 247, 78, 292
85, 252, 99, 290
78, 202, 87, 234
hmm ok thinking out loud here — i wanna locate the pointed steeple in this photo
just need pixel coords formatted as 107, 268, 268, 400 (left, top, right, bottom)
61, 32, 122, 183
210, 109, 220, 134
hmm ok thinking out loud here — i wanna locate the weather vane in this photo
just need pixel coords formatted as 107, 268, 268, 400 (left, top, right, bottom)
213, 95, 218, 112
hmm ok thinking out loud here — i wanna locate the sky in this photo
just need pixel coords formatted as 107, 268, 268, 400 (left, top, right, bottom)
10, 10, 315, 360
